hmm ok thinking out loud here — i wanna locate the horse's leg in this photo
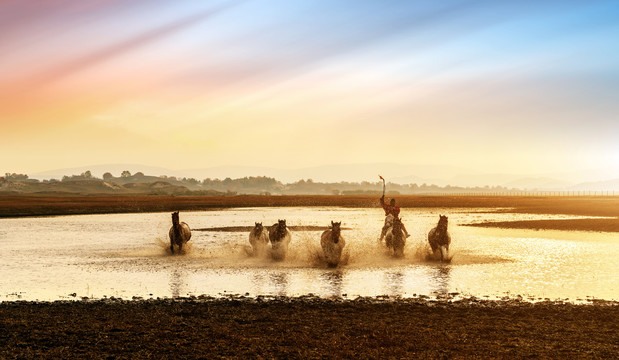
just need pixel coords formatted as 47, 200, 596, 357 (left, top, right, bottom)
170, 241, 175, 254
379, 226, 387, 242
439, 244, 448, 261
401, 222, 410, 238
178, 242, 183, 253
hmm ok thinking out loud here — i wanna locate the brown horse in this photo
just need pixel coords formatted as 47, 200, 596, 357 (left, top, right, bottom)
249, 222, 269, 256
321, 221, 346, 267
428, 215, 451, 262
385, 217, 405, 257
269, 219, 291, 260
168, 211, 191, 254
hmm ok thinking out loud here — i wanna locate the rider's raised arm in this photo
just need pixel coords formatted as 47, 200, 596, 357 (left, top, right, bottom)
379, 196, 390, 214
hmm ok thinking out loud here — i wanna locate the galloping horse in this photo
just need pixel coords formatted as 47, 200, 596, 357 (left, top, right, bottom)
385, 217, 406, 257
169, 211, 191, 254
428, 215, 451, 262
321, 221, 346, 267
269, 219, 291, 260
379, 213, 394, 242
249, 222, 269, 256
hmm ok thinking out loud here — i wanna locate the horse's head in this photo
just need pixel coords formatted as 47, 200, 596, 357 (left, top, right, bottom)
392, 217, 402, 233
254, 222, 263, 234
171, 211, 180, 225
331, 221, 341, 243
438, 215, 448, 231
270, 219, 288, 243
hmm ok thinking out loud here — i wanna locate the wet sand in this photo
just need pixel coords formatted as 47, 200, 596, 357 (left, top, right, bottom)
1, 297, 616, 359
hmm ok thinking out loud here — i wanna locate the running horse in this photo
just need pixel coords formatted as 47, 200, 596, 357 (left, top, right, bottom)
249, 222, 269, 256
269, 219, 291, 260
321, 221, 346, 267
385, 217, 406, 257
428, 215, 451, 262
168, 211, 191, 254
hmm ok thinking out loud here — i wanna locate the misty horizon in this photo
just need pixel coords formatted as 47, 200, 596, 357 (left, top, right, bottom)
5, 161, 619, 191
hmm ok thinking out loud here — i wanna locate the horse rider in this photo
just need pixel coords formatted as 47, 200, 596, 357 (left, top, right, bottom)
379, 195, 410, 240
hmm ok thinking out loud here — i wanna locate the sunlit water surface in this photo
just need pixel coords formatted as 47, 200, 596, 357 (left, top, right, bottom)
1, 207, 616, 302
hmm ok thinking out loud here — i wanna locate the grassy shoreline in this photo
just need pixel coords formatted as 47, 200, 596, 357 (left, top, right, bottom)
1, 194, 618, 215
464, 218, 619, 232
2, 194, 618, 232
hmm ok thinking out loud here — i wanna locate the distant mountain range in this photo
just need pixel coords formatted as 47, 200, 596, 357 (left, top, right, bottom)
26, 162, 619, 191
568, 178, 619, 191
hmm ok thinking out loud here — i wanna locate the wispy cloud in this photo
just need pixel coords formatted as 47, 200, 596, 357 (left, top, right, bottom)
0, 0, 617, 176
12, 1, 242, 88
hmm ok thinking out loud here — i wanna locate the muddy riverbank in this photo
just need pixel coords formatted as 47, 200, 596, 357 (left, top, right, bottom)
1, 297, 616, 359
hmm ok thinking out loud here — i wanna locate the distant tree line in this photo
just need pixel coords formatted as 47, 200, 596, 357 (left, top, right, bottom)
1, 170, 519, 195
62, 171, 94, 182
4, 173, 31, 181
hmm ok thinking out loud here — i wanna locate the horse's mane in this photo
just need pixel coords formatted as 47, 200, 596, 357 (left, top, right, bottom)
330, 222, 341, 243
172, 212, 182, 240
276, 222, 286, 237
437, 216, 448, 233
431, 215, 449, 246
392, 217, 402, 237
271, 220, 287, 242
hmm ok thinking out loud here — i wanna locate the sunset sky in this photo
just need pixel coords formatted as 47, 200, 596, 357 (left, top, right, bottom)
1, 0, 618, 180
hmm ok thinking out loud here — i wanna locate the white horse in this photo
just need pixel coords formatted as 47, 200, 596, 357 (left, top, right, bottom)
249, 222, 269, 256
379, 213, 395, 242
321, 221, 346, 267
169, 211, 191, 254
269, 219, 291, 261
428, 215, 451, 262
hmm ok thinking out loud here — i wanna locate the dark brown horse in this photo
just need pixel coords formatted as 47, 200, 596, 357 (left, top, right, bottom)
385, 217, 405, 257
168, 211, 191, 254
428, 215, 451, 262
269, 219, 291, 260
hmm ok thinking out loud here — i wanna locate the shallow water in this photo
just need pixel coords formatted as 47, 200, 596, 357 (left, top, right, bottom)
0, 207, 616, 302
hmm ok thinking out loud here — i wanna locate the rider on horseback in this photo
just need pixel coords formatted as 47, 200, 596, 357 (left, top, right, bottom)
379, 195, 410, 240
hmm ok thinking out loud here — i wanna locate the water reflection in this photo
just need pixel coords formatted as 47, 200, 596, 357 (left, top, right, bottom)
431, 265, 451, 297
385, 271, 404, 296
269, 273, 289, 296
250, 273, 266, 295
321, 271, 343, 297
169, 269, 188, 298
1, 208, 617, 301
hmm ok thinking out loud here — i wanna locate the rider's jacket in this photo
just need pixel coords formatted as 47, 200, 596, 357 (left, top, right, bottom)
380, 197, 401, 217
